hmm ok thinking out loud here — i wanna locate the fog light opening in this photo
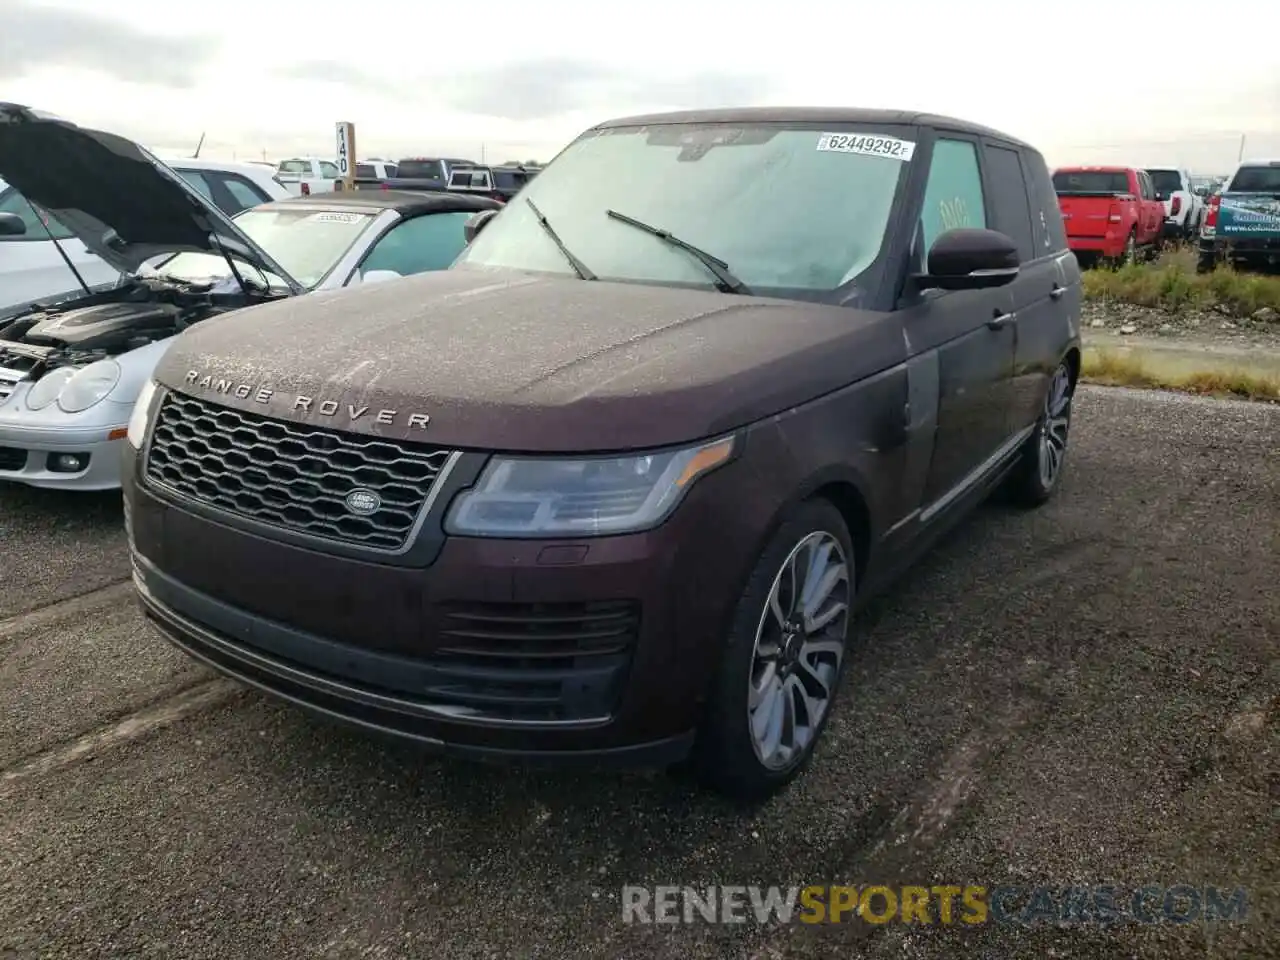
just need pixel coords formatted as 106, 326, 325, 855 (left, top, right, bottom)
47, 452, 90, 473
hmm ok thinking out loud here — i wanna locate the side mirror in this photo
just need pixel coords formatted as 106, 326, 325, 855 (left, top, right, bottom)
358, 269, 402, 286
464, 209, 499, 245
0, 212, 27, 237
917, 228, 1019, 291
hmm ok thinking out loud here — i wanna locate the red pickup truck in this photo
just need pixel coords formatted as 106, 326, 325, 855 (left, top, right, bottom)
1052, 166, 1164, 264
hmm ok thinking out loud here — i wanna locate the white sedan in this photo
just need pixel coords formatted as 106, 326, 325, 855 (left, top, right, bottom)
0, 102, 502, 491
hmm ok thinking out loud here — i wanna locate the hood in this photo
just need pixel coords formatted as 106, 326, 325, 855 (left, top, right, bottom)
0, 102, 303, 292
155, 269, 904, 452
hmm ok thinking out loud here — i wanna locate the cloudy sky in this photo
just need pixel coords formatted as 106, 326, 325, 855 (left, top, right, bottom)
3, 0, 1278, 172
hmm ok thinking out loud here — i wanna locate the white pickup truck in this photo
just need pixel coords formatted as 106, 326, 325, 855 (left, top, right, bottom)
1145, 167, 1205, 240
273, 157, 341, 196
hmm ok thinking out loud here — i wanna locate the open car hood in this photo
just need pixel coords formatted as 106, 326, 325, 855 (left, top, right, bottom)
0, 102, 303, 292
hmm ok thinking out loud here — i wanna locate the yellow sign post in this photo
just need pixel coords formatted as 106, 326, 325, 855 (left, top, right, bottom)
335, 121, 357, 191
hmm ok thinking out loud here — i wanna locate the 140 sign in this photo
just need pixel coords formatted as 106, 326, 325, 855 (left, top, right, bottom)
335, 122, 356, 179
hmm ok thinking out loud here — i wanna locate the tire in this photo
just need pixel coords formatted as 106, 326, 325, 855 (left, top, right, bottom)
1004, 361, 1075, 508
1196, 251, 1216, 274
690, 499, 855, 801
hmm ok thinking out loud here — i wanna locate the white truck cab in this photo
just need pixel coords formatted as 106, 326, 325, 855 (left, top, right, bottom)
274, 157, 341, 196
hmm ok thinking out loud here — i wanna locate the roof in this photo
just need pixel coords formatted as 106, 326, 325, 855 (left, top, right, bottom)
593, 107, 1036, 152
253, 189, 503, 216
158, 156, 279, 176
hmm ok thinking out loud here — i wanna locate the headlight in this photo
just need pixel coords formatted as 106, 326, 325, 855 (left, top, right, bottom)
57, 359, 121, 413
445, 435, 736, 538
26, 367, 77, 410
127, 379, 159, 448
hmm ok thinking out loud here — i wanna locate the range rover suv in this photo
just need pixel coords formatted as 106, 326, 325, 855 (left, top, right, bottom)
123, 108, 1082, 800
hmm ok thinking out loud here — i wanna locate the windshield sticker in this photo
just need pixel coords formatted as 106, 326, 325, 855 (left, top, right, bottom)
816, 133, 916, 161
306, 212, 364, 224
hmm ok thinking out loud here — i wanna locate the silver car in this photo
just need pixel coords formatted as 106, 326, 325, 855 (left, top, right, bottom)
0, 103, 502, 491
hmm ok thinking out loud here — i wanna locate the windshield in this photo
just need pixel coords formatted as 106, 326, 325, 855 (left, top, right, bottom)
1146, 170, 1182, 197
1053, 171, 1132, 195
454, 123, 912, 294
159, 208, 376, 289
1227, 165, 1280, 194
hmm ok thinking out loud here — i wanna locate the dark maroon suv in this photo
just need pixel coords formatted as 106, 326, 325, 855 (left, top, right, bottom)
123, 107, 1082, 799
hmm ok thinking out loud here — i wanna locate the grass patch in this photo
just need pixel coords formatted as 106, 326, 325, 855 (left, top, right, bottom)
1082, 246, 1280, 318
1082, 348, 1280, 402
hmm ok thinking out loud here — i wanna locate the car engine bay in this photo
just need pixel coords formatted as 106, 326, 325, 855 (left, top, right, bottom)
0, 275, 266, 383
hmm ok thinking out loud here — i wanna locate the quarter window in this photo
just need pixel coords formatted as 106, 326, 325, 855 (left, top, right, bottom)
920, 139, 986, 254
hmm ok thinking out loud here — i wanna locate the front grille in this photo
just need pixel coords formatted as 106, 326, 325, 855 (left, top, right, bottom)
146, 390, 454, 551
0, 369, 23, 405
0, 447, 27, 471
432, 600, 641, 720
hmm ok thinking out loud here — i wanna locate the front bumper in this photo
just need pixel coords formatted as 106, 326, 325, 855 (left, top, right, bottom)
0, 413, 131, 490
123, 431, 781, 764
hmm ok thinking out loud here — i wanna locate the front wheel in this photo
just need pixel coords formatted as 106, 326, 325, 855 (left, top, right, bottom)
691, 500, 854, 801
1004, 362, 1074, 507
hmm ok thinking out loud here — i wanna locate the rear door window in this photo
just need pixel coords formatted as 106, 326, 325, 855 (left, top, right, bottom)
983, 144, 1035, 262
216, 174, 271, 212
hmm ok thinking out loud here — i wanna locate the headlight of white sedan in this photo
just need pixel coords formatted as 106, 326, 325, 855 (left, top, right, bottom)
57, 359, 121, 413
25, 367, 77, 411
444, 435, 736, 538
126, 379, 158, 448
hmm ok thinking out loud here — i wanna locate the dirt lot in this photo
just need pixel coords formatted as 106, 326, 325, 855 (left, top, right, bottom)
0, 386, 1275, 960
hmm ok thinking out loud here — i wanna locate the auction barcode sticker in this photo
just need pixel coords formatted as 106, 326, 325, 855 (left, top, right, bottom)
816, 133, 916, 161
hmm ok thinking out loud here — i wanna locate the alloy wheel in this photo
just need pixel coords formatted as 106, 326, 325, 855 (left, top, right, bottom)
747, 531, 851, 770
1038, 364, 1073, 490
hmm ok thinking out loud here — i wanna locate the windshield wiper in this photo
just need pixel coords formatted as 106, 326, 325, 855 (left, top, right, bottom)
605, 209, 752, 295
525, 198, 596, 280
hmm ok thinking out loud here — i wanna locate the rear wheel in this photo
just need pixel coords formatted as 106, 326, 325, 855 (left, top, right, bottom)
1196, 250, 1217, 274
1004, 361, 1074, 507
691, 500, 854, 801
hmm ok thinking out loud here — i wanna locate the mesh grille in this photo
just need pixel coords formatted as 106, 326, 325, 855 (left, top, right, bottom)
145, 390, 453, 550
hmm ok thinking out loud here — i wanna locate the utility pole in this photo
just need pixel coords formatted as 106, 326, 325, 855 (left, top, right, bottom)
1238, 134, 1247, 163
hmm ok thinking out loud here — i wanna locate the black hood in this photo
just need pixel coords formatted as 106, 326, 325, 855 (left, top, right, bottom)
155, 268, 906, 452
0, 102, 301, 290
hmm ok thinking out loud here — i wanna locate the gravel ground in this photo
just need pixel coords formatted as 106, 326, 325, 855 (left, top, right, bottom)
1082, 300, 1280, 351
0, 386, 1275, 960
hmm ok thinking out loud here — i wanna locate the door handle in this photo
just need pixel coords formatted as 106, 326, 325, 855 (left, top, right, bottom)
987, 310, 1015, 330
1050, 284, 1066, 300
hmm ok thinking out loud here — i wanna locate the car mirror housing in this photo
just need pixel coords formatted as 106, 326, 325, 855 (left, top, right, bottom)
917, 227, 1020, 291
0, 212, 27, 236
464, 209, 499, 245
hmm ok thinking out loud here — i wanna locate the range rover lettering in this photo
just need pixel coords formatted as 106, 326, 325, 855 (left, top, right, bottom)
124, 108, 1082, 800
